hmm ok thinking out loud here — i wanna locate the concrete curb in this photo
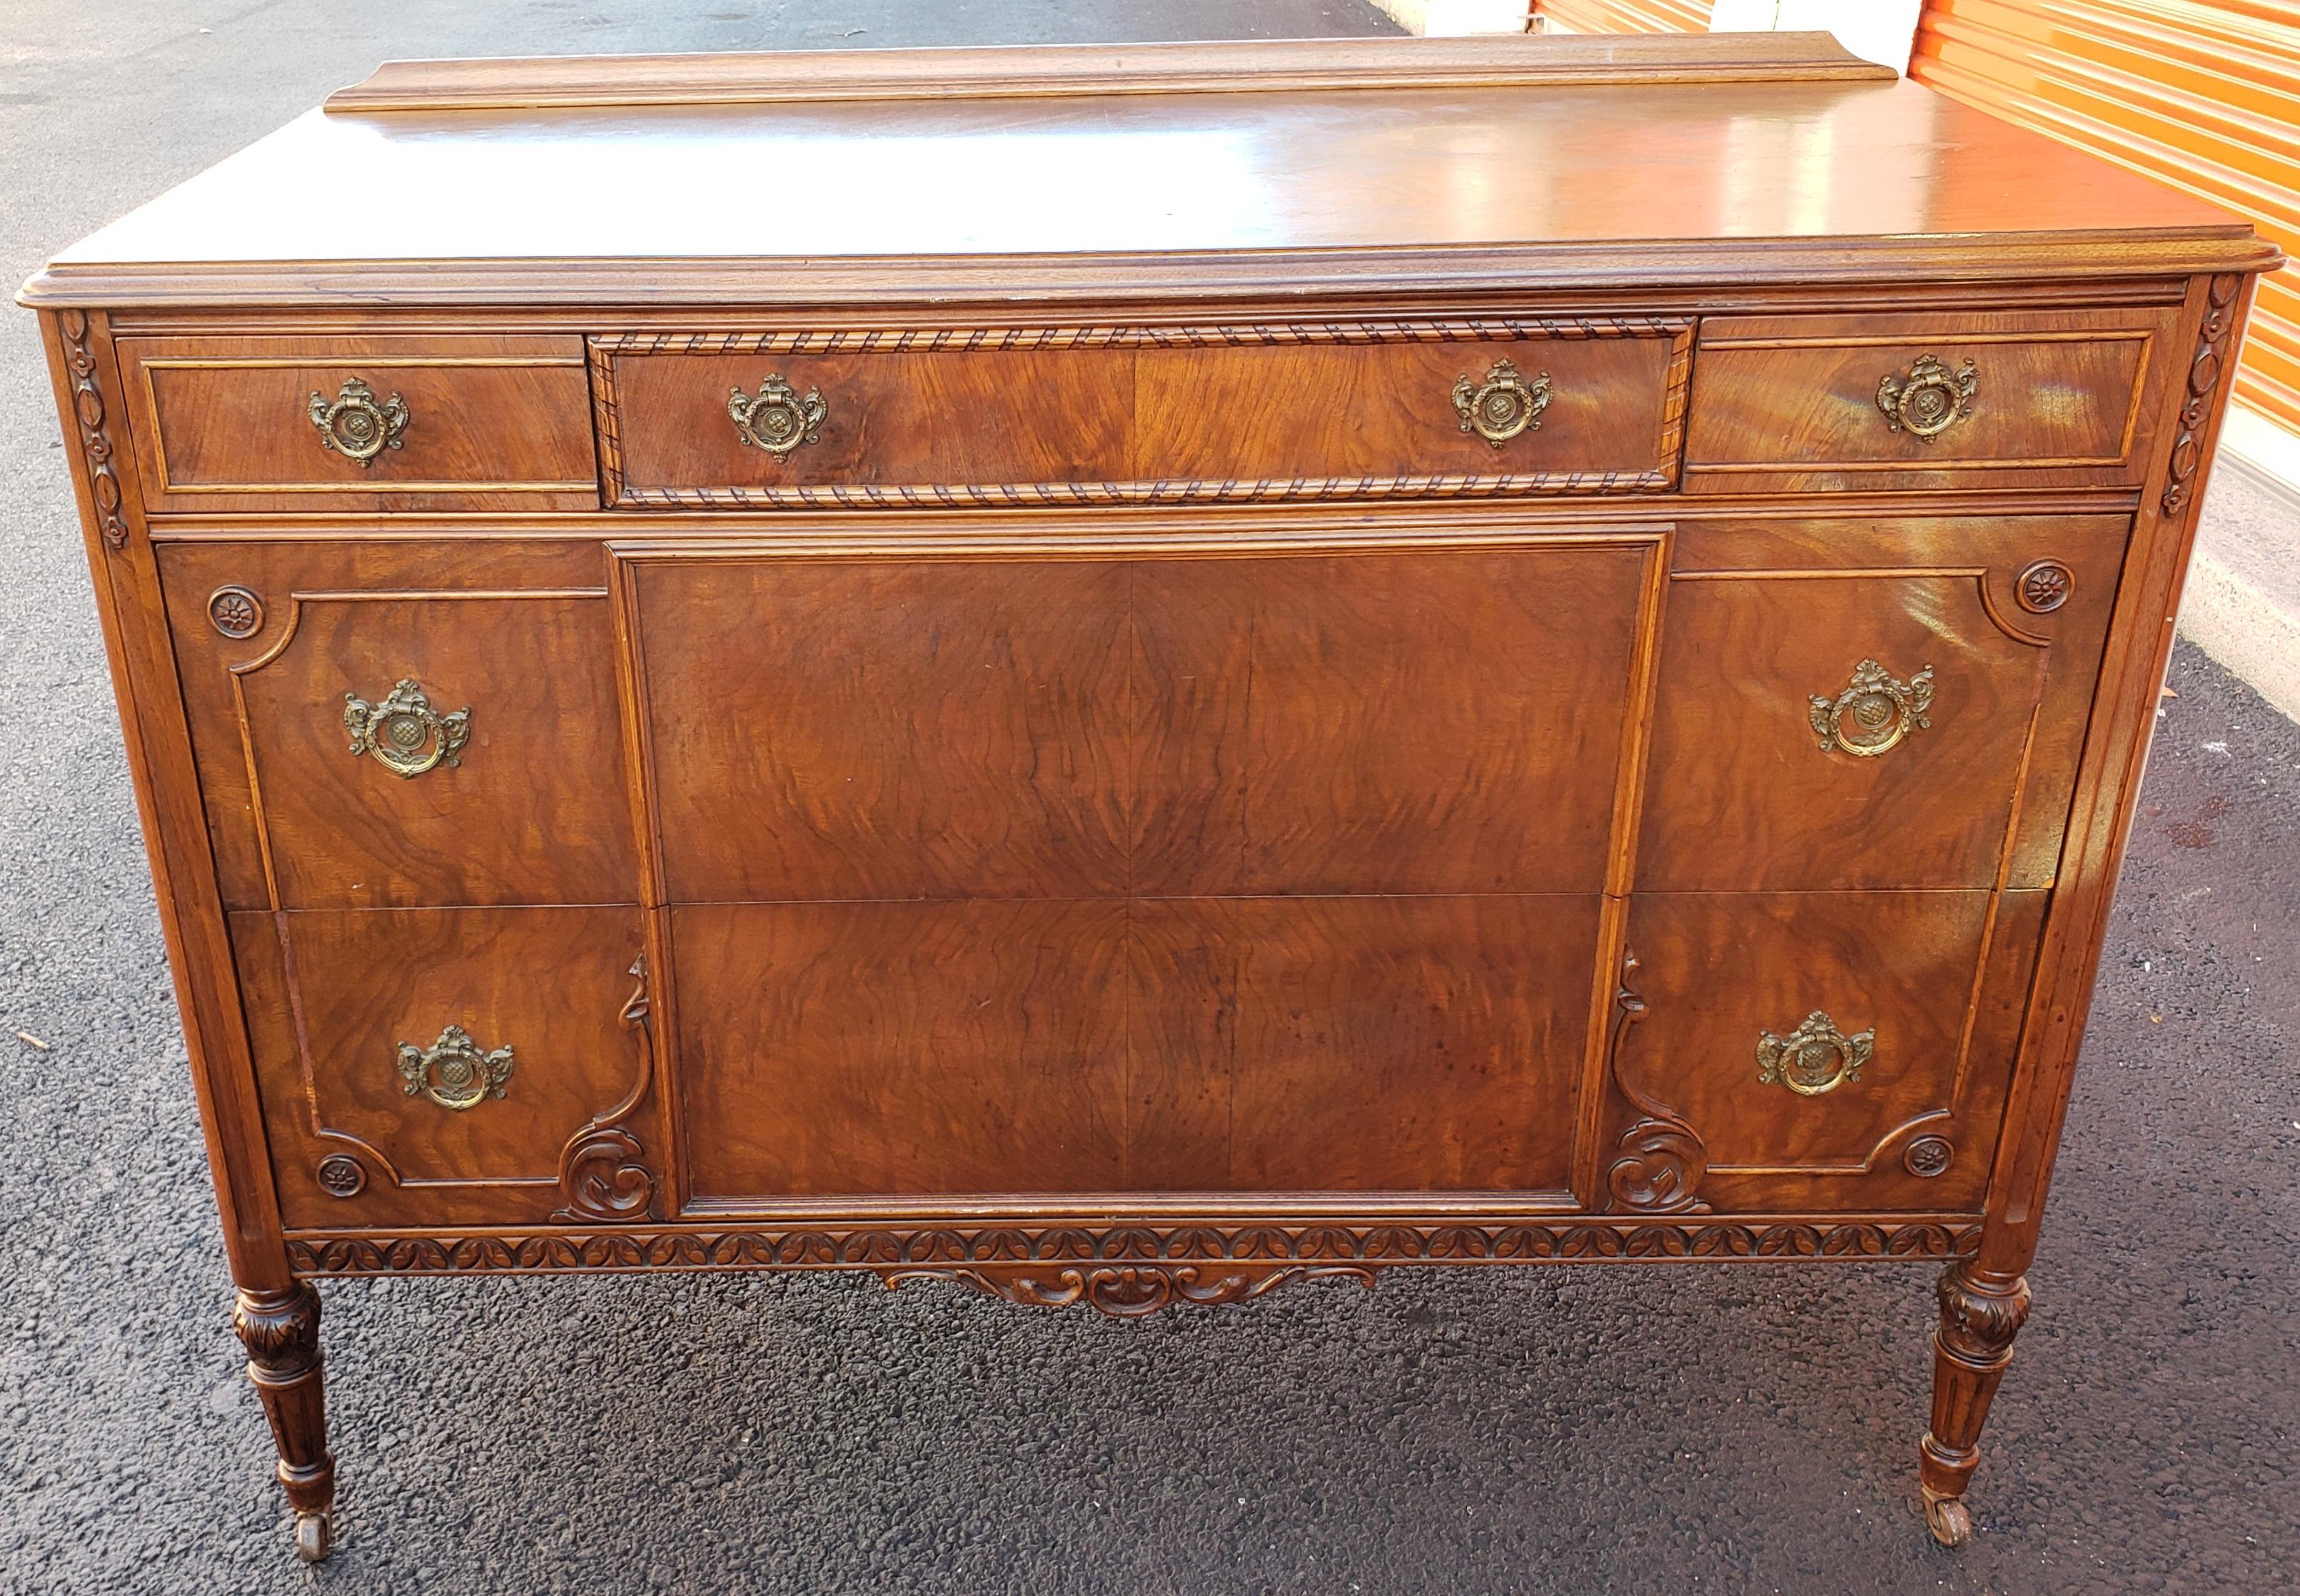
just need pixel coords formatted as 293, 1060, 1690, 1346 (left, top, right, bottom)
2177, 410, 2300, 726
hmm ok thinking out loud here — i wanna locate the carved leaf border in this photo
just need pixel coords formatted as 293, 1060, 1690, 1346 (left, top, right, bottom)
288, 1218, 1980, 1281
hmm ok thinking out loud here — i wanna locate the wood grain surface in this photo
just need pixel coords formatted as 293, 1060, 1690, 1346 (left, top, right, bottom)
236, 906, 646, 1228
632, 539, 1657, 902
1685, 307, 2179, 494
116, 335, 597, 511
675, 894, 1596, 1199
1638, 528, 2122, 891
20, 32, 2282, 1555
1620, 889, 2043, 1213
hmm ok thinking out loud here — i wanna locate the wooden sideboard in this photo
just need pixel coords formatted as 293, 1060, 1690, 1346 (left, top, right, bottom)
21, 31, 2276, 1563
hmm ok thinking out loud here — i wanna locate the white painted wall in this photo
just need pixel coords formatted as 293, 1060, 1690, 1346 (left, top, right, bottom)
1371, 0, 1530, 35
1708, 0, 1922, 71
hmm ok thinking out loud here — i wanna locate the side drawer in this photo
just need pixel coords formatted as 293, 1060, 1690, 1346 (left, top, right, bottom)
116, 335, 600, 511
1638, 514, 2126, 891
158, 540, 639, 911
592, 319, 1693, 507
1683, 308, 2177, 492
238, 907, 651, 1231
1606, 889, 2044, 1216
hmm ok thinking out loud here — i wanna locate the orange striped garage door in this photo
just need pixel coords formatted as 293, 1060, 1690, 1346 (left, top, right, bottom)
1533, 1, 1715, 31
1912, 2, 2300, 431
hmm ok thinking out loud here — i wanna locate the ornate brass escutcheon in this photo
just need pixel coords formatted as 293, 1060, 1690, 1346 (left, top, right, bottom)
1757, 1011, 1874, 1097
343, 678, 470, 779
1451, 357, 1552, 448
307, 376, 410, 465
727, 373, 827, 456
1875, 353, 1977, 442
396, 1024, 514, 1111
1809, 657, 1934, 758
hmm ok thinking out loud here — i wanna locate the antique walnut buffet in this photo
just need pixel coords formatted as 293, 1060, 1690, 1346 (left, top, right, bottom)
21, 32, 2275, 1561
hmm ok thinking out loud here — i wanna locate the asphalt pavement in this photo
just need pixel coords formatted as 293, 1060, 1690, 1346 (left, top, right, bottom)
2, 4, 2296, 1592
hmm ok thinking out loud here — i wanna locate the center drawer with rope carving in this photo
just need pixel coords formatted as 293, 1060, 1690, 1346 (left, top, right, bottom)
590, 319, 1695, 507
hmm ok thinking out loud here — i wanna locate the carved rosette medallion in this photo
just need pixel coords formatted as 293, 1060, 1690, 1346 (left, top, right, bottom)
208, 585, 264, 638
314, 1153, 367, 1198
1810, 658, 1933, 758
1603, 949, 1710, 1214
2015, 560, 2073, 615
1902, 1136, 1954, 1179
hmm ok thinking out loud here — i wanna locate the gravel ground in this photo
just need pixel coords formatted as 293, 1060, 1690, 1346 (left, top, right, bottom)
4, 4, 2298, 1592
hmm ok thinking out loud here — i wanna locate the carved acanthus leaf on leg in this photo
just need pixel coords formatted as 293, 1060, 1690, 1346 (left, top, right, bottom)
1919, 1259, 2034, 1547
232, 1282, 336, 1562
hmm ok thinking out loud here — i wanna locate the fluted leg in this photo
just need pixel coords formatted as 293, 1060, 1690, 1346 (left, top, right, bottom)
232, 1281, 338, 1562
1918, 1260, 2032, 1547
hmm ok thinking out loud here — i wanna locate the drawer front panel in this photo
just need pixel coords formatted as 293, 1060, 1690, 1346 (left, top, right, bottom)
158, 542, 637, 911
674, 894, 1598, 1201
1684, 308, 2175, 491
238, 907, 648, 1229
1610, 889, 2044, 1215
594, 321, 1691, 507
624, 536, 1664, 901
1638, 516, 2124, 891
117, 335, 600, 511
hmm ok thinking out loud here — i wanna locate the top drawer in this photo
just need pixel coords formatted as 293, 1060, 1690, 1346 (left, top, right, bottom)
116, 335, 601, 512
1683, 307, 2178, 493
592, 320, 1694, 508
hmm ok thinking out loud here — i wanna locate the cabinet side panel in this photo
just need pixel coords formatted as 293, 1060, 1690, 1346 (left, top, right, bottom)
38, 310, 291, 1289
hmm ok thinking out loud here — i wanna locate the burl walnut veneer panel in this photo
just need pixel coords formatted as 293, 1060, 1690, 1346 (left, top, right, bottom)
21, 31, 2278, 1566
626, 539, 1660, 903
116, 335, 600, 512
674, 894, 1596, 1200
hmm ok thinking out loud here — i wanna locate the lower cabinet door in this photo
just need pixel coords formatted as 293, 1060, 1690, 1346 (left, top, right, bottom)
235, 907, 652, 1228
1608, 889, 2047, 1214
617, 532, 1673, 1203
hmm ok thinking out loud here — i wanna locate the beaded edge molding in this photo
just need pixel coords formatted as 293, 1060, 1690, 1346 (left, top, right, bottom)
56, 310, 131, 550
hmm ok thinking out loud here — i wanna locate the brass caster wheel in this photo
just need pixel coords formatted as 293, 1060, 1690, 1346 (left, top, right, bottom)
295, 1510, 335, 1563
1923, 1491, 1972, 1548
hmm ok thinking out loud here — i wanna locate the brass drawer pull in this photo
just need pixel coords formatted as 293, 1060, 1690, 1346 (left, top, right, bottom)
343, 677, 470, 779
1875, 353, 1976, 442
308, 376, 409, 465
1452, 357, 1551, 448
1809, 657, 1932, 758
1757, 1011, 1872, 1097
728, 373, 827, 456
397, 1024, 514, 1111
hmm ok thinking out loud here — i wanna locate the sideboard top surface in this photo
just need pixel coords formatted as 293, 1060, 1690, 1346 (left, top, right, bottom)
19, 34, 2275, 308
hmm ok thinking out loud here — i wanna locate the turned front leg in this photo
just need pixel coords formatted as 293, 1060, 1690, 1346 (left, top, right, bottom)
232, 1281, 337, 1562
1919, 1260, 2033, 1547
